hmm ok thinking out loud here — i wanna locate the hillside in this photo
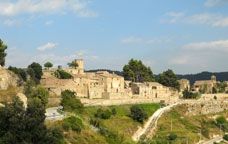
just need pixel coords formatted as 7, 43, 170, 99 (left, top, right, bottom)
177, 71, 228, 85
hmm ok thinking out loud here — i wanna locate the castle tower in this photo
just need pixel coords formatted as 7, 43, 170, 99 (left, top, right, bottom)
211, 75, 216, 82
75, 59, 84, 74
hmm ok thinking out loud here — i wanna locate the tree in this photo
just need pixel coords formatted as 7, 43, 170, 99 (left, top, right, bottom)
60, 90, 83, 113
68, 60, 78, 69
44, 62, 53, 69
0, 39, 7, 67
130, 105, 148, 123
157, 69, 180, 90
54, 69, 72, 79
0, 97, 64, 144
29, 86, 49, 107
28, 62, 43, 83
123, 59, 154, 82
8, 66, 27, 82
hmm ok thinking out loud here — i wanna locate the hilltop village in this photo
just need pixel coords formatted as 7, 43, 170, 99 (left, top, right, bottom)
41, 59, 228, 103
41, 59, 178, 102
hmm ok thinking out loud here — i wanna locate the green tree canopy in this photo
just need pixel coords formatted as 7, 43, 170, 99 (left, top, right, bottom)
68, 60, 78, 69
123, 59, 154, 82
44, 62, 53, 69
0, 97, 63, 144
0, 39, 7, 67
60, 90, 83, 113
28, 62, 43, 83
157, 69, 180, 90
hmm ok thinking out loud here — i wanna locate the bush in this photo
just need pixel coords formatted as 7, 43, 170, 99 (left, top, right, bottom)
54, 69, 72, 79
111, 108, 117, 115
223, 134, 228, 141
60, 90, 83, 112
63, 116, 83, 133
95, 108, 112, 119
183, 89, 199, 99
99, 126, 124, 144
130, 105, 148, 123
167, 132, 177, 141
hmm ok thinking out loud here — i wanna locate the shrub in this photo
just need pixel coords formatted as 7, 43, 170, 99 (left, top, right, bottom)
95, 108, 112, 119
60, 90, 83, 113
130, 105, 148, 123
54, 69, 72, 79
111, 108, 117, 115
183, 89, 199, 99
99, 126, 124, 144
167, 132, 177, 141
63, 116, 83, 133
223, 134, 228, 141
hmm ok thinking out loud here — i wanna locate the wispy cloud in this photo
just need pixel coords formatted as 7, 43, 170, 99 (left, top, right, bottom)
37, 42, 58, 51
0, 0, 98, 18
204, 0, 228, 7
121, 36, 172, 45
169, 39, 228, 73
163, 11, 228, 27
183, 39, 228, 52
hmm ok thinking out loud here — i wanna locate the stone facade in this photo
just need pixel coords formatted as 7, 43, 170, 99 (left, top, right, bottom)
41, 59, 178, 100
178, 79, 190, 91
192, 75, 217, 94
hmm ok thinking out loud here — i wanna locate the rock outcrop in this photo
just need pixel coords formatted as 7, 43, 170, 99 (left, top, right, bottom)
0, 67, 20, 90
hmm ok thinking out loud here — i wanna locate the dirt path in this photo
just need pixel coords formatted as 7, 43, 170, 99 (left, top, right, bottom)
132, 101, 183, 141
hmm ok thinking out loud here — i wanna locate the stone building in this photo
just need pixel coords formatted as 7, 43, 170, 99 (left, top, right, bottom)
41, 59, 178, 101
178, 79, 190, 91
192, 75, 217, 94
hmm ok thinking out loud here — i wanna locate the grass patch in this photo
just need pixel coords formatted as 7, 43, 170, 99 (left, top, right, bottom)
47, 103, 160, 144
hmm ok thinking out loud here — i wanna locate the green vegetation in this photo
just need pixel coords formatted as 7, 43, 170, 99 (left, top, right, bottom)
95, 108, 113, 119
68, 60, 78, 68
130, 105, 148, 123
47, 103, 159, 144
0, 85, 64, 144
28, 62, 43, 83
60, 90, 83, 113
157, 69, 180, 90
145, 105, 228, 144
223, 134, 228, 141
123, 59, 154, 82
44, 62, 53, 69
63, 116, 84, 133
182, 89, 200, 99
8, 66, 27, 82
54, 69, 73, 79
0, 39, 7, 67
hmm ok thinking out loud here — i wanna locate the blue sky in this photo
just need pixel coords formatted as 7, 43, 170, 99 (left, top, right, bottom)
1, 0, 228, 74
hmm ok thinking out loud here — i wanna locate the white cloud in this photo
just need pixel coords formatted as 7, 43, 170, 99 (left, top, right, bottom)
204, 0, 228, 7
121, 36, 171, 45
183, 39, 228, 52
3, 19, 21, 26
0, 0, 98, 18
37, 42, 58, 51
169, 39, 228, 73
163, 12, 228, 27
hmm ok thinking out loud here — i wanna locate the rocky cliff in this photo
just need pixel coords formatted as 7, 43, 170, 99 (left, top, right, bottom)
0, 67, 20, 90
